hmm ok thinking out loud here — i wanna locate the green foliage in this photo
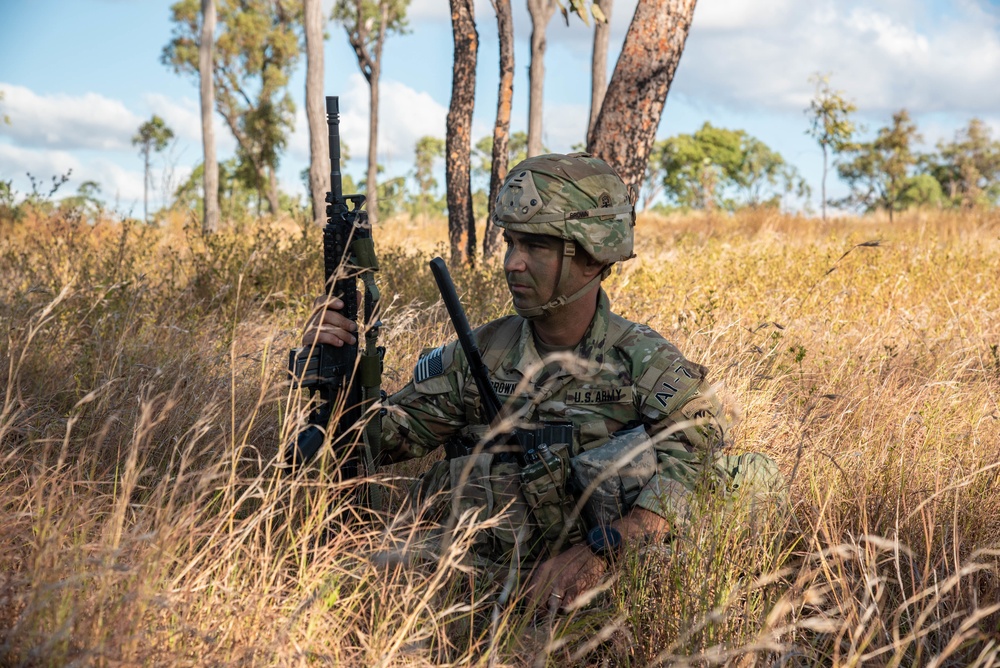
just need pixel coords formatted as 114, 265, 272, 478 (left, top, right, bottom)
805, 74, 857, 156
132, 115, 175, 157
359, 172, 406, 220
836, 110, 921, 220
409, 135, 445, 218
898, 173, 944, 209
639, 139, 669, 211
4, 171, 75, 221
332, 0, 410, 83
162, 0, 301, 214
805, 73, 857, 218
923, 118, 1000, 209
174, 158, 268, 222
473, 131, 534, 186
659, 122, 809, 211
133, 115, 175, 222
59, 181, 106, 221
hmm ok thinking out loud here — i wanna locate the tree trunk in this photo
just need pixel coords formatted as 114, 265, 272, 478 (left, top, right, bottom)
200, 0, 220, 233
304, 0, 329, 226
446, 0, 478, 265
588, 0, 697, 194
820, 144, 827, 221
484, 0, 513, 259
266, 167, 281, 215
587, 0, 613, 140
365, 4, 388, 227
526, 0, 556, 158
142, 149, 150, 223
366, 72, 379, 226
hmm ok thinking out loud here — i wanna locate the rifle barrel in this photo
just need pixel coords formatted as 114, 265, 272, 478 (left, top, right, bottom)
326, 96, 342, 201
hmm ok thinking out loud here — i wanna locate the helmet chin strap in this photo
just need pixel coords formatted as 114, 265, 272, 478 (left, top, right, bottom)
513, 240, 605, 320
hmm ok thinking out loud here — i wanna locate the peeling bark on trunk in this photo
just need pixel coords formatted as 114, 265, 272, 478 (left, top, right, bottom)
587, 0, 613, 140
446, 0, 478, 265
526, 0, 556, 158
484, 0, 513, 259
588, 0, 697, 194
304, 0, 329, 226
200, 0, 220, 233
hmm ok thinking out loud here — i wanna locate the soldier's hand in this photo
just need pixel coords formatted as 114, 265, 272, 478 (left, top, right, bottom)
301, 294, 359, 347
526, 543, 606, 614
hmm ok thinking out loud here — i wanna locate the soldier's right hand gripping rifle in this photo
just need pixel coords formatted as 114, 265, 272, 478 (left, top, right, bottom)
286, 96, 384, 507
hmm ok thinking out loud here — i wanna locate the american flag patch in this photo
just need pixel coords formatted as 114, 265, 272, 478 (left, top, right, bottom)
414, 346, 445, 383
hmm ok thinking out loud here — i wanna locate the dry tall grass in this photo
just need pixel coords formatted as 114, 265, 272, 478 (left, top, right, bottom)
1, 206, 998, 666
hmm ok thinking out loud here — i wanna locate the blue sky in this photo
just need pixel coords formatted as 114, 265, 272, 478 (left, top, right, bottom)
2, 0, 999, 214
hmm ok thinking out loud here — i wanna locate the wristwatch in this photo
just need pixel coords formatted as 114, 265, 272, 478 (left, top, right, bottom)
586, 525, 623, 560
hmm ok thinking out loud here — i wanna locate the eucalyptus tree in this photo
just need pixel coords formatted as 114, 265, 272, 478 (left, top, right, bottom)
304, 0, 329, 225
659, 123, 807, 211
806, 73, 857, 221
927, 118, 1000, 208
483, 0, 514, 258
164, 0, 301, 216
526, 0, 557, 158
836, 110, 921, 222
411, 135, 445, 218
132, 115, 175, 223
588, 0, 697, 194
587, 0, 612, 138
446, 0, 478, 264
333, 0, 410, 226
199, 0, 220, 232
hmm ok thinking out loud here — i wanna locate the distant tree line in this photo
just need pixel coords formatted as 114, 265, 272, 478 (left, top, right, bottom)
152, 0, 698, 264
804, 74, 1000, 221
23, 1, 987, 246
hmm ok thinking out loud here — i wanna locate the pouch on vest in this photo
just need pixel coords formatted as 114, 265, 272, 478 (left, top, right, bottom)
570, 425, 657, 526
519, 426, 585, 554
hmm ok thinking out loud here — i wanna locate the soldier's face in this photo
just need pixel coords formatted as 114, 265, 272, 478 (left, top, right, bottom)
502, 230, 571, 310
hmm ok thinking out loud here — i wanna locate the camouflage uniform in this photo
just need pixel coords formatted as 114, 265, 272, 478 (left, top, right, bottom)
377, 291, 781, 567
375, 153, 783, 568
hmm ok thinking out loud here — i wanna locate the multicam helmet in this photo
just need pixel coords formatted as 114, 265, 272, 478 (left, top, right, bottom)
492, 153, 636, 319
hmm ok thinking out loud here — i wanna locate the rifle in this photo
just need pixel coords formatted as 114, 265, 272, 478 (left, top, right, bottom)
286, 96, 384, 498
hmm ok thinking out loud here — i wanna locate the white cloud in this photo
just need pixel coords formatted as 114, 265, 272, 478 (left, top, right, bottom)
85, 158, 145, 206
0, 143, 144, 207
0, 83, 141, 150
673, 0, 1000, 116
540, 102, 589, 152
408, 0, 494, 23
694, 0, 795, 30
0, 143, 80, 185
143, 93, 201, 142
337, 73, 449, 166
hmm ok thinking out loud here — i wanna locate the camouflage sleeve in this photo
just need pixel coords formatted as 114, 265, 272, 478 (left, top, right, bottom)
628, 342, 736, 524
378, 340, 470, 463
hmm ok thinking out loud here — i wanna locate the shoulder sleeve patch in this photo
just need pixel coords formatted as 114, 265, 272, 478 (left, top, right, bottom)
635, 356, 704, 418
414, 345, 445, 384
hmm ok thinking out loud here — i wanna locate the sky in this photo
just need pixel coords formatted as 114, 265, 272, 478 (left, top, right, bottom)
1, 0, 999, 215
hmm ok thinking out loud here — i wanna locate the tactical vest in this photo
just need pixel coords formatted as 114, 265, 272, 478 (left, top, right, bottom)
443, 313, 702, 564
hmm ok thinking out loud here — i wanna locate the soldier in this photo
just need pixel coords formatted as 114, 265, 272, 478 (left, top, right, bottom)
303, 153, 783, 612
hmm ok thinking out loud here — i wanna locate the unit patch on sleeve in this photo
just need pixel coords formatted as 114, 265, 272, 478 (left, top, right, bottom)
414, 346, 445, 383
